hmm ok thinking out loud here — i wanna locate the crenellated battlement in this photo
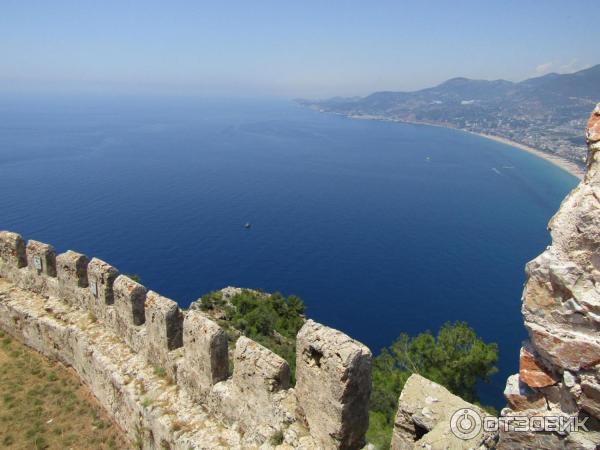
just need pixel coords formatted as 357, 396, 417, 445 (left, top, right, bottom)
0, 231, 372, 449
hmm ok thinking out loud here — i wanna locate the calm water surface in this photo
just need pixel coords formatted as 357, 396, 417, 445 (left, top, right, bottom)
0, 95, 578, 406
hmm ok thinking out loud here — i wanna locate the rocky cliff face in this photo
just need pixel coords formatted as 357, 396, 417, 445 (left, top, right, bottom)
391, 105, 600, 450
496, 105, 600, 449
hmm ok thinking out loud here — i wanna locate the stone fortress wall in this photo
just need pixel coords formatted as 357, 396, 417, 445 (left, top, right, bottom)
0, 232, 372, 449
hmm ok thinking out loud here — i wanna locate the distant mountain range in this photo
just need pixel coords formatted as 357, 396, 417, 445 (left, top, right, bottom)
298, 64, 600, 166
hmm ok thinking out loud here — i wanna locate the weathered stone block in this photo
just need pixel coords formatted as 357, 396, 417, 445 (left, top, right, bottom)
504, 373, 545, 411
17, 240, 59, 296
0, 231, 27, 275
519, 344, 558, 388
222, 336, 292, 437
182, 310, 228, 392
26, 240, 56, 277
87, 258, 119, 306
56, 250, 89, 307
145, 291, 183, 367
539, 382, 579, 415
113, 275, 146, 326
295, 320, 372, 450
581, 380, 600, 419
56, 250, 89, 288
527, 322, 600, 371
392, 374, 495, 450
497, 424, 568, 450
233, 335, 290, 394
112, 275, 147, 350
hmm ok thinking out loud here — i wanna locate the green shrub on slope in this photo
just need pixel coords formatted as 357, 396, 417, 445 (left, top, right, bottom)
367, 322, 498, 449
197, 289, 305, 382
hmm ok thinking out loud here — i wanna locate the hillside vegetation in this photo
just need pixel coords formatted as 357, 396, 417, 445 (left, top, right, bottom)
194, 289, 305, 381
367, 322, 498, 449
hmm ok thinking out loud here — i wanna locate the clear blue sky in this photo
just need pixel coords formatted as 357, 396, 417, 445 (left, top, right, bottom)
1, 0, 597, 98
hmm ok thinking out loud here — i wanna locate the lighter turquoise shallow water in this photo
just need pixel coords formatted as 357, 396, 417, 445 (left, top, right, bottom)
0, 95, 578, 406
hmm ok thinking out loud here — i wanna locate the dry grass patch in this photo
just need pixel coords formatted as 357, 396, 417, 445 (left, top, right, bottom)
0, 330, 129, 449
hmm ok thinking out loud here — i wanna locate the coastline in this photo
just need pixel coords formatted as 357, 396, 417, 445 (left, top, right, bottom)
468, 131, 584, 180
341, 112, 585, 180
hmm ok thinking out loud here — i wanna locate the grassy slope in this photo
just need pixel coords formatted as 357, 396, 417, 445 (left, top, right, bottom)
0, 330, 129, 449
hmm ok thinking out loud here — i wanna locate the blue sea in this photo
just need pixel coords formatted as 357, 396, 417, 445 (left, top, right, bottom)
0, 95, 578, 407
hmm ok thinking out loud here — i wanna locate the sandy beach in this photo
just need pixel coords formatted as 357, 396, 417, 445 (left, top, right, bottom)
469, 131, 584, 180
346, 113, 585, 180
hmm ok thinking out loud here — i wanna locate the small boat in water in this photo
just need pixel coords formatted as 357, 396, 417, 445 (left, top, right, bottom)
244, 222, 251, 229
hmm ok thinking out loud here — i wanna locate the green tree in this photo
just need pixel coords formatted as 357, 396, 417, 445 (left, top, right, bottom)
367, 322, 498, 449
198, 289, 306, 382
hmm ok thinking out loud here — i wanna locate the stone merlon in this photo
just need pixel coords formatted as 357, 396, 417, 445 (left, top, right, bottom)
296, 319, 372, 450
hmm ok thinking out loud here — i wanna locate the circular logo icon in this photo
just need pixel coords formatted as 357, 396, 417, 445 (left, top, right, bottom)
450, 408, 482, 440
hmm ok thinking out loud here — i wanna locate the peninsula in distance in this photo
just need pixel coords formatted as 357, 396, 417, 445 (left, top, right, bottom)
299, 64, 600, 174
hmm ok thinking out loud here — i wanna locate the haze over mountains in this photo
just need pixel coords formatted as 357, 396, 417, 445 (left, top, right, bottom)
299, 64, 600, 165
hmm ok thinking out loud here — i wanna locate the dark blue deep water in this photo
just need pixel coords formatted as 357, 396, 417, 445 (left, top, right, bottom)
0, 95, 578, 407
